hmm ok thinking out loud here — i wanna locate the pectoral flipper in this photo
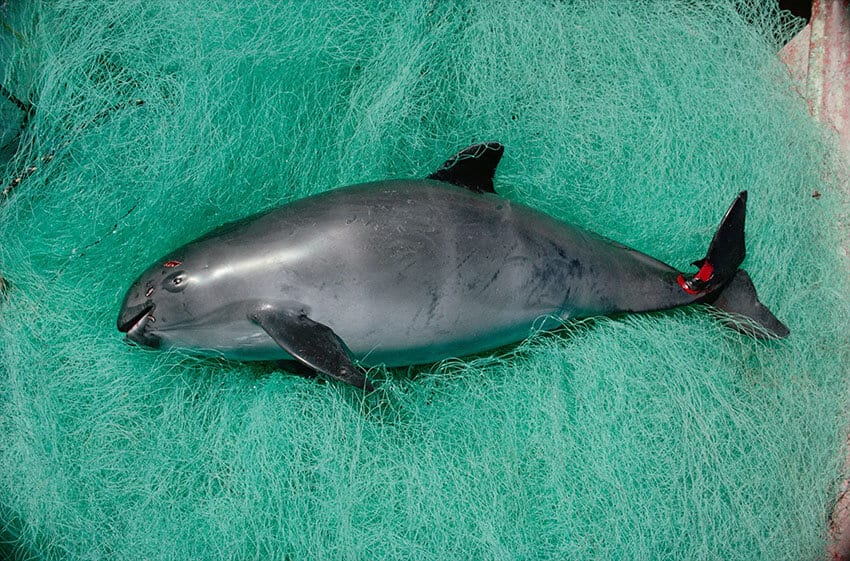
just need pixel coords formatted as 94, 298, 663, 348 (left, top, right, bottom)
250, 307, 373, 390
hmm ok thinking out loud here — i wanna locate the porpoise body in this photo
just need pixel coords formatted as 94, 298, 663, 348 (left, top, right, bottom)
118, 144, 788, 389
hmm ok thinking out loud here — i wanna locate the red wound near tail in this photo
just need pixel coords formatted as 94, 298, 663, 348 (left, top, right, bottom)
677, 261, 715, 295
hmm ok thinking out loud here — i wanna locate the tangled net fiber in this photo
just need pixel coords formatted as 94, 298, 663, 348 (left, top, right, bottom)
1, 1, 848, 559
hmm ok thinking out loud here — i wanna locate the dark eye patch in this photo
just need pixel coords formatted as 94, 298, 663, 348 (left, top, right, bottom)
163, 270, 188, 292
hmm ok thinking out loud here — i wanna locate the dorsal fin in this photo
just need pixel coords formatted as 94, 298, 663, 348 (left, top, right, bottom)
427, 142, 504, 194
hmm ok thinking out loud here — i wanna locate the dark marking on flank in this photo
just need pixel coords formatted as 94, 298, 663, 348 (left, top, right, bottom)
480, 269, 501, 292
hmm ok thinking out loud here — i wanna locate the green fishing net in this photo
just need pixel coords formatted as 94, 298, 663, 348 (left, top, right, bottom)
1, 1, 848, 559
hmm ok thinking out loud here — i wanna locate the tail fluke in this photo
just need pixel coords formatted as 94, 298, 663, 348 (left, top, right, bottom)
709, 270, 790, 339
678, 191, 789, 338
677, 191, 747, 295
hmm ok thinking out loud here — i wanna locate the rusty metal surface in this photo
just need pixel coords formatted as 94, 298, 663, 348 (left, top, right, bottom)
781, 0, 850, 153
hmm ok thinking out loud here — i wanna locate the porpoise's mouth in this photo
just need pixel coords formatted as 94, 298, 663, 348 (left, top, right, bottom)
118, 302, 155, 333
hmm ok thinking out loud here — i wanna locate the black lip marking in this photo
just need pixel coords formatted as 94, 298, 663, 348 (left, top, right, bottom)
117, 303, 155, 333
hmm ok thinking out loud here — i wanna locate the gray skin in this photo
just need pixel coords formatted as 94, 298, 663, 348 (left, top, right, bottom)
118, 179, 696, 367
118, 143, 787, 389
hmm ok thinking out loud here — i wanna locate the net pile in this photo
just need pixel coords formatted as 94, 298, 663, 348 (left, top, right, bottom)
0, 1, 848, 559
